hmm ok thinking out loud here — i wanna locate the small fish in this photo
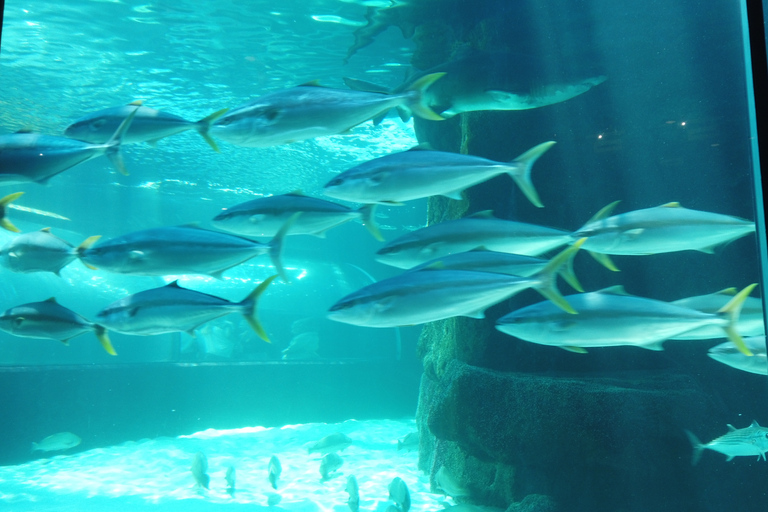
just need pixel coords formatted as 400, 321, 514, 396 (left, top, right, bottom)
266, 492, 282, 506
281, 332, 320, 360
346, 475, 360, 512
79, 219, 294, 282
573, 201, 756, 271
496, 284, 757, 355
31, 432, 81, 452
375, 210, 572, 269
323, 141, 555, 208
686, 421, 768, 464
191, 452, 210, 489
388, 477, 411, 512
0, 105, 138, 184
329, 242, 583, 328
319, 452, 344, 481
308, 432, 354, 455
0, 192, 24, 232
212, 192, 381, 241
65, 101, 228, 152
268, 455, 282, 490
95, 276, 277, 342
671, 288, 765, 339
435, 466, 469, 498
210, 73, 444, 148
0, 228, 97, 276
397, 432, 419, 452
708, 337, 768, 375
0, 297, 115, 355
226, 465, 236, 497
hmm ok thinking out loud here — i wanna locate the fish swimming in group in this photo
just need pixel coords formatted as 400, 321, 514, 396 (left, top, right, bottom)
388, 477, 411, 512
0, 105, 138, 184
496, 284, 757, 355
0, 192, 24, 232
191, 452, 210, 489
572, 201, 756, 271
307, 432, 354, 455
344, 49, 606, 119
329, 242, 583, 328
375, 210, 572, 269
64, 101, 228, 152
346, 475, 360, 512
323, 141, 555, 208
670, 288, 765, 339
397, 431, 419, 452
319, 452, 344, 481
95, 275, 277, 342
212, 192, 381, 241
708, 337, 768, 375
268, 455, 282, 489
209, 73, 444, 147
226, 465, 236, 497
79, 219, 295, 282
0, 297, 116, 355
0, 228, 96, 276
31, 431, 81, 453
685, 421, 768, 464
434, 466, 469, 498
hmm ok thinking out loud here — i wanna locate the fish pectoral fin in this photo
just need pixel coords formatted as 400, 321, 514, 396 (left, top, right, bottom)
248, 214, 266, 224
726, 455, 736, 462
727, 424, 737, 431
588, 250, 620, 272
561, 346, 588, 354
643, 341, 666, 351
622, 228, 645, 240
186, 329, 197, 338
441, 189, 465, 200
461, 308, 486, 319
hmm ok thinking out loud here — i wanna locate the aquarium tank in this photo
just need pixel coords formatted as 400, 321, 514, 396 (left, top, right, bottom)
1, 1, 767, 511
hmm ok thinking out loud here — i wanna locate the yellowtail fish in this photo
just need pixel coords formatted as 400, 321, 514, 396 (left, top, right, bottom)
708, 337, 768, 375
685, 421, 768, 464
670, 288, 765, 339
1, 228, 96, 276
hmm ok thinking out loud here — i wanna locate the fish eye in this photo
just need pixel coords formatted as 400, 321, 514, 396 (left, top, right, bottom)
91, 119, 106, 130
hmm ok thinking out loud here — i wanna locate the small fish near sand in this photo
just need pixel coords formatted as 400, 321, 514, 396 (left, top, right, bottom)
191, 452, 210, 489
226, 465, 236, 497
268, 455, 282, 489
31, 432, 81, 453
435, 466, 469, 498
319, 452, 344, 481
308, 432, 354, 455
388, 477, 411, 512
685, 421, 768, 464
346, 475, 360, 512
397, 432, 419, 452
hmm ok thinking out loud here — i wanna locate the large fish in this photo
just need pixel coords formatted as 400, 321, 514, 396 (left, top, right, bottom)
0, 105, 138, 185
375, 210, 571, 269
495, 284, 756, 355
344, 49, 606, 119
95, 276, 277, 342
79, 218, 294, 282
212, 192, 381, 241
31, 432, 81, 453
0, 297, 115, 355
329, 242, 583, 328
0, 228, 96, 275
210, 73, 444, 148
65, 101, 228, 152
0, 192, 25, 232
708, 337, 768, 375
323, 141, 554, 208
573, 201, 756, 271
685, 421, 768, 464
670, 288, 765, 339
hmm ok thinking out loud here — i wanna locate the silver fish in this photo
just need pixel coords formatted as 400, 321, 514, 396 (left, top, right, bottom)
281, 331, 320, 360
212, 192, 381, 241
435, 466, 469, 498
573, 201, 756, 271
496, 284, 756, 355
708, 337, 768, 375
0, 297, 115, 355
210, 73, 444, 148
31, 432, 81, 453
65, 101, 228, 152
226, 465, 236, 497
268, 455, 282, 490
330, 243, 583, 328
685, 421, 768, 464
671, 288, 765, 339
0, 192, 24, 232
375, 210, 572, 269
0, 228, 94, 275
0, 105, 138, 184
397, 432, 419, 452
95, 276, 276, 342
388, 477, 411, 512
79, 221, 293, 282
346, 475, 360, 512
308, 432, 354, 455
319, 452, 344, 481
323, 141, 555, 208
191, 452, 210, 489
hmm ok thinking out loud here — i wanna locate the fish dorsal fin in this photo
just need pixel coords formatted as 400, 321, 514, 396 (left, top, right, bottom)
584, 201, 621, 224
299, 80, 324, 87
179, 222, 204, 230
727, 424, 737, 431
166, 280, 183, 289
421, 261, 446, 271
595, 285, 630, 295
660, 202, 682, 208
14, 128, 35, 134
712, 287, 738, 296
44, 297, 58, 303
407, 143, 434, 151
41, 227, 52, 233
289, 189, 306, 196
467, 210, 496, 220
751, 420, 761, 428
128, 100, 144, 107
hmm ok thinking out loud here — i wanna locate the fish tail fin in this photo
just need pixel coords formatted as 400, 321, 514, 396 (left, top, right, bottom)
269, 212, 301, 283
684, 430, 704, 465
75, 235, 102, 259
104, 101, 141, 176
195, 108, 229, 152
587, 250, 620, 272
533, 239, 585, 314
406, 72, 446, 121
0, 191, 24, 233
717, 283, 758, 356
31, 442, 39, 452
94, 324, 117, 356
508, 141, 556, 208
240, 275, 278, 343
358, 204, 383, 241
